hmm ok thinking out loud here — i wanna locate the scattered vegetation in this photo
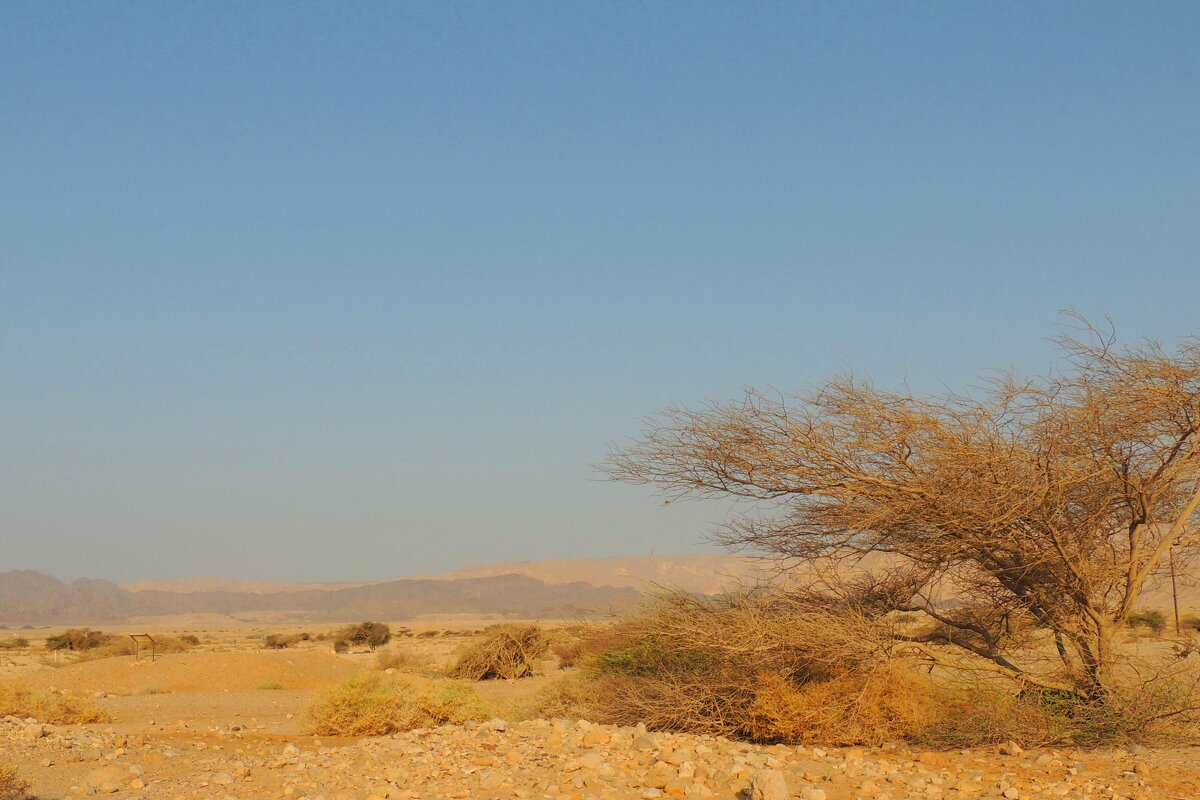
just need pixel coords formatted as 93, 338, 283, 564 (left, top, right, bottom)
449, 624, 549, 680
0, 638, 28, 651
45, 628, 110, 652
70, 633, 196, 662
531, 588, 1200, 746
306, 674, 491, 736
0, 684, 110, 724
257, 681, 284, 690
0, 762, 29, 800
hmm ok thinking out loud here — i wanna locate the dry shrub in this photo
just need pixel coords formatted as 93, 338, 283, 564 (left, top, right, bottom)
564, 588, 894, 740
0, 763, 28, 800
0, 684, 110, 724
306, 674, 491, 736
449, 624, 550, 680
413, 680, 492, 725
747, 664, 948, 746
518, 673, 599, 721
549, 624, 615, 669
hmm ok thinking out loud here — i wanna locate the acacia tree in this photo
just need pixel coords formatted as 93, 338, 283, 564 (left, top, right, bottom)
606, 320, 1200, 699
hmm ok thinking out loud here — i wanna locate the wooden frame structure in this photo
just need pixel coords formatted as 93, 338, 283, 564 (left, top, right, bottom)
129, 633, 157, 662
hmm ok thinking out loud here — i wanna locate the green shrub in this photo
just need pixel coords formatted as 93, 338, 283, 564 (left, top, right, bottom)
1127, 610, 1168, 635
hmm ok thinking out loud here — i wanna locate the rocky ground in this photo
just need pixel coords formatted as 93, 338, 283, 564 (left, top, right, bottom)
3, 714, 1198, 800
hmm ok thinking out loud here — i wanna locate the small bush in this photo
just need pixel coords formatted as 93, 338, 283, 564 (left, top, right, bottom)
306, 674, 491, 736
180, 635, 201, 646
0, 762, 29, 800
1127, 610, 1168, 635
337, 622, 392, 651
449, 624, 550, 681
0, 684, 110, 724
264, 634, 300, 650
0, 638, 28, 651
258, 681, 284, 690
333, 639, 349, 654
45, 628, 111, 652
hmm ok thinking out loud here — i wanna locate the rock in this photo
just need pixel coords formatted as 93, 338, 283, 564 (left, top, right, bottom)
998, 741, 1023, 757
582, 727, 611, 747
748, 768, 789, 800
645, 765, 675, 789
85, 765, 138, 794
23, 723, 46, 740
1134, 762, 1152, 778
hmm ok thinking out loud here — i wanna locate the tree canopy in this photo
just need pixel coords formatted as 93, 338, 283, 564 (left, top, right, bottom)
607, 318, 1200, 697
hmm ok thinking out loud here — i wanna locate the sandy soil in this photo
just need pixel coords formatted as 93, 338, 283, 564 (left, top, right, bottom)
2, 635, 1200, 799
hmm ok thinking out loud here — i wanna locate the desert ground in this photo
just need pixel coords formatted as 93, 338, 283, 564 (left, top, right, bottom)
1, 621, 1198, 800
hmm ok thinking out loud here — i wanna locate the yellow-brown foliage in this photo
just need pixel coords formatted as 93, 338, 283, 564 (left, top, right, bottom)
448, 624, 549, 680
0, 763, 28, 800
306, 674, 491, 736
0, 684, 110, 724
747, 664, 948, 746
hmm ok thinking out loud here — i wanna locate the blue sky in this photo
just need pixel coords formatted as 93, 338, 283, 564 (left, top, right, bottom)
2, 2, 1199, 582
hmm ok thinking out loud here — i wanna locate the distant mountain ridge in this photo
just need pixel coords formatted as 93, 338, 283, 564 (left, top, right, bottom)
122, 554, 765, 596
0, 569, 640, 626
7, 553, 1195, 626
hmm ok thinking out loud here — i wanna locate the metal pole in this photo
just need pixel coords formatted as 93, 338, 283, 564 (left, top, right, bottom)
1170, 547, 1182, 635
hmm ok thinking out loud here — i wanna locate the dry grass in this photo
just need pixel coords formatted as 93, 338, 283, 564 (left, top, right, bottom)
0, 684, 110, 724
375, 649, 440, 676
448, 624, 549, 680
747, 664, 949, 746
306, 674, 492, 736
0, 763, 28, 800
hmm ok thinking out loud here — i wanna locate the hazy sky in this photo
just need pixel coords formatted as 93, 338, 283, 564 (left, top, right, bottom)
2, 3, 1199, 583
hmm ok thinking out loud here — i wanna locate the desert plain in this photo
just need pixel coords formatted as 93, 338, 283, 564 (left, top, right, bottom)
2, 616, 1199, 800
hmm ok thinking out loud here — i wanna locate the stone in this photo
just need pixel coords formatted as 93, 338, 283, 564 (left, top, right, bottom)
748, 768, 789, 800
